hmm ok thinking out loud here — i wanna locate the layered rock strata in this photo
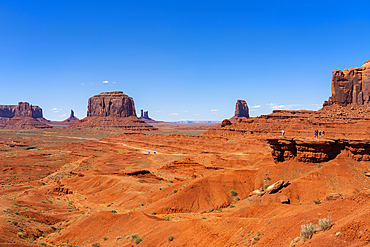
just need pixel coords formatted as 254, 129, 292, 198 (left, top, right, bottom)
87, 91, 136, 117
324, 60, 370, 106
69, 92, 157, 131
0, 102, 51, 129
267, 137, 370, 163
229, 99, 250, 123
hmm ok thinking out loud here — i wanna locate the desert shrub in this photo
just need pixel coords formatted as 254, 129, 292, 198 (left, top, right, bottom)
300, 223, 316, 241
12, 221, 18, 225
110, 210, 117, 213
135, 237, 143, 244
17, 232, 23, 237
131, 233, 140, 240
230, 190, 237, 196
235, 197, 240, 201
26, 238, 34, 243
152, 212, 156, 215
216, 208, 222, 212
91, 242, 100, 247
264, 184, 269, 190
168, 235, 174, 241
173, 189, 178, 194
314, 199, 321, 204
229, 204, 235, 208
38, 241, 47, 246
104, 237, 108, 240
319, 217, 332, 231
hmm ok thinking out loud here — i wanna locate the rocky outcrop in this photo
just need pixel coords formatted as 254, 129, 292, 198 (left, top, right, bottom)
69, 92, 157, 131
235, 100, 249, 118
229, 100, 250, 123
61, 110, 79, 124
324, 60, 370, 106
0, 102, 50, 129
221, 119, 232, 127
87, 91, 136, 117
0, 102, 43, 119
140, 109, 151, 120
266, 137, 370, 163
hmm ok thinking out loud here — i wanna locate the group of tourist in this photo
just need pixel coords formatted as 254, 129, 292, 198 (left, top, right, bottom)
314, 129, 324, 138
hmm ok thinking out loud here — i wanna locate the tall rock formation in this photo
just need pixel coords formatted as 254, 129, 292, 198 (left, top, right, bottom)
69, 91, 157, 131
324, 60, 370, 106
0, 102, 50, 128
61, 110, 80, 125
234, 100, 250, 118
229, 100, 250, 123
87, 91, 136, 117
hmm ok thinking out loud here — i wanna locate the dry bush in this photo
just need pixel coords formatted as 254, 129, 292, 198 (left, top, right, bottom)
319, 217, 332, 231
300, 223, 316, 241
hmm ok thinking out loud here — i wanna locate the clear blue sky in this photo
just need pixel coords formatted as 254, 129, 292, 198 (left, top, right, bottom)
1, 1, 370, 121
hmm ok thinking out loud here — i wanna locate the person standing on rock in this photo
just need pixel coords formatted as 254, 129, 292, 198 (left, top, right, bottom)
322, 130, 325, 137
282, 130, 285, 137
319, 130, 321, 137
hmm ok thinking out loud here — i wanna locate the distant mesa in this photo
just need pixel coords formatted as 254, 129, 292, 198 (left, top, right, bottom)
69, 91, 157, 131
229, 99, 250, 123
0, 102, 51, 129
324, 60, 370, 106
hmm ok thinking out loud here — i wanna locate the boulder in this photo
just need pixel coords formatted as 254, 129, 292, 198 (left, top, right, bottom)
280, 195, 290, 204
221, 119, 232, 127
265, 180, 285, 194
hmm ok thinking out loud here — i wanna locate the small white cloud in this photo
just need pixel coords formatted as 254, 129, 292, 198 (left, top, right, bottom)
59, 114, 67, 118
250, 105, 261, 108
103, 81, 108, 83
80, 83, 85, 86
181, 110, 188, 112
195, 114, 200, 116
210, 109, 218, 112
112, 81, 116, 84
52, 108, 61, 113
268, 103, 300, 110
169, 113, 179, 116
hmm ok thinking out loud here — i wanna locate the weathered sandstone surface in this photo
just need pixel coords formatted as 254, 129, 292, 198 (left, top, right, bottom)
267, 137, 370, 162
69, 92, 157, 130
229, 99, 250, 123
324, 60, 370, 106
87, 91, 136, 117
0, 102, 51, 129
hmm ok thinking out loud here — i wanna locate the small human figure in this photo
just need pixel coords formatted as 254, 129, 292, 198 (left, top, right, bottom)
322, 130, 325, 137
314, 130, 317, 138
319, 130, 321, 137
282, 130, 285, 136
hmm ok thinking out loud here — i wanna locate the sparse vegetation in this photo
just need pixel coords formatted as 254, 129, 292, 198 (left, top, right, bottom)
264, 184, 269, 190
38, 242, 47, 246
168, 235, 174, 241
173, 189, 178, 194
152, 212, 156, 215
229, 204, 235, 208
300, 223, 316, 241
314, 199, 321, 204
318, 217, 331, 231
230, 190, 237, 196
91, 242, 100, 247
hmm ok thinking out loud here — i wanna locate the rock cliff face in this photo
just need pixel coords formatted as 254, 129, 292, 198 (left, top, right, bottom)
234, 100, 249, 118
267, 137, 370, 163
229, 100, 250, 123
69, 92, 157, 131
0, 102, 47, 128
324, 60, 370, 106
0, 102, 43, 118
87, 91, 136, 117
